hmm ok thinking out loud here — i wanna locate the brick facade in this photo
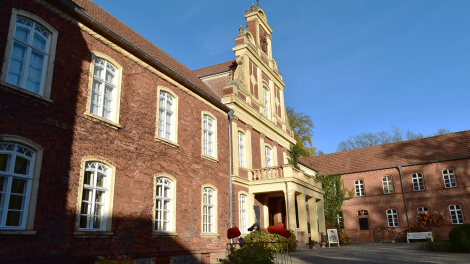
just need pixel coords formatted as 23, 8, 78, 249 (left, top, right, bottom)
0, 0, 231, 263
302, 130, 470, 242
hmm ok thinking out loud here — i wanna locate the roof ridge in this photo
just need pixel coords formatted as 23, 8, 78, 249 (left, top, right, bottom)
193, 59, 237, 72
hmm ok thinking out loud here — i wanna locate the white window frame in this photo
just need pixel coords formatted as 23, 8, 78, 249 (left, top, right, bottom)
386, 209, 399, 227
412, 173, 425, 191
263, 87, 269, 118
86, 53, 122, 125
417, 207, 429, 214
154, 177, 172, 232
238, 131, 245, 167
1, 9, 58, 99
239, 194, 247, 234
75, 157, 116, 234
78, 161, 110, 231
382, 176, 394, 194
449, 204, 464, 224
201, 184, 218, 237
354, 180, 364, 197
265, 146, 272, 167
442, 169, 457, 188
201, 112, 218, 161
155, 87, 179, 146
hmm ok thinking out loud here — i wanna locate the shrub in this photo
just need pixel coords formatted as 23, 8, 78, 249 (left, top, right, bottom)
220, 243, 275, 264
243, 228, 297, 252
419, 233, 451, 251
449, 224, 470, 252
95, 254, 132, 264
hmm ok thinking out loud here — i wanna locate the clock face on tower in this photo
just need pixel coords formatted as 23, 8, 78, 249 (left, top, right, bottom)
260, 33, 268, 53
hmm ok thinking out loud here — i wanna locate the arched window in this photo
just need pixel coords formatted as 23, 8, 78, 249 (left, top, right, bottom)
3, 11, 58, 98
442, 169, 457, 188
449, 205, 463, 224
88, 54, 122, 123
265, 146, 272, 167
158, 91, 175, 141
155, 177, 173, 232
386, 209, 399, 227
239, 194, 247, 233
263, 87, 269, 118
76, 157, 116, 234
412, 173, 425, 191
354, 180, 364, 197
0, 142, 35, 229
238, 131, 245, 167
203, 187, 215, 233
203, 115, 214, 157
79, 161, 110, 230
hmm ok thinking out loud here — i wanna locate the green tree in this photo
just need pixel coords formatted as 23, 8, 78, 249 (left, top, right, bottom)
316, 174, 354, 227
286, 107, 316, 157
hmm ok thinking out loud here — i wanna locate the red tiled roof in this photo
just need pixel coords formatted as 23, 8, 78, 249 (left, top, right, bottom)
68, 0, 221, 100
193, 60, 237, 77
300, 130, 470, 175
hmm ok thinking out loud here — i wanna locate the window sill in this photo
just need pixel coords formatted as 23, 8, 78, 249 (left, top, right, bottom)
201, 154, 218, 163
152, 232, 177, 237
201, 233, 220, 238
84, 113, 121, 129
0, 81, 52, 105
0, 230, 36, 236
155, 136, 179, 148
74, 231, 113, 238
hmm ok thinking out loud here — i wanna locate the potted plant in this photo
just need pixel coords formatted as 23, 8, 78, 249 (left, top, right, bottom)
309, 239, 317, 249
321, 239, 327, 248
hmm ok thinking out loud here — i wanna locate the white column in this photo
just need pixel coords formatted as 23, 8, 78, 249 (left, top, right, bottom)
248, 194, 255, 227
284, 189, 297, 235
308, 198, 319, 242
296, 194, 308, 244
317, 199, 326, 234
263, 197, 269, 229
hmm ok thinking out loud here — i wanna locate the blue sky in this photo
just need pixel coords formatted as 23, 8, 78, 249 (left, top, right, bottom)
93, 0, 470, 154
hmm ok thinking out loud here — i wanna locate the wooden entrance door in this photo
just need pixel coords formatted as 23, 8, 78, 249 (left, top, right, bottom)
357, 210, 371, 242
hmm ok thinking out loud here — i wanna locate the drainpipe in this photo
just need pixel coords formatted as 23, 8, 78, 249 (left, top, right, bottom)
285, 182, 291, 229
398, 166, 410, 227
228, 109, 234, 229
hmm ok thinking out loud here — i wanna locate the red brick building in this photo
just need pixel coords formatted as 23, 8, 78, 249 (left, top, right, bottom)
0, 0, 326, 263
301, 130, 470, 242
0, 0, 232, 263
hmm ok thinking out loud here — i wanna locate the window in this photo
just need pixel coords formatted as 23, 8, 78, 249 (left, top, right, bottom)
357, 210, 368, 216
417, 207, 429, 214
201, 112, 218, 161
2, 10, 58, 99
265, 146, 272, 167
449, 205, 464, 224
203, 187, 214, 233
0, 142, 35, 229
87, 54, 122, 123
443, 169, 457, 188
412, 173, 425, 191
263, 87, 269, 118
382, 176, 394, 194
155, 177, 172, 232
203, 115, 214, 157
240, 194, 247, 234
155, 87, 179, 146
158, 91, 175, 141
238, 131, 245, 167
76, 157, 116, 233
386, 209, 399, 227
354, 180, 364, 197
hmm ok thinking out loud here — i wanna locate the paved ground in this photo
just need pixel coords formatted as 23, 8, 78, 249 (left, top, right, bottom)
288, 243, 470, 264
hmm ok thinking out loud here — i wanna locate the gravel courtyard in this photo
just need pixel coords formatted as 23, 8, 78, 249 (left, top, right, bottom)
289, 243, 470, 264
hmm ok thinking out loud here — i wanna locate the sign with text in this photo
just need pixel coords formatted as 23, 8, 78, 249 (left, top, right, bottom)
327, 229, 340, 247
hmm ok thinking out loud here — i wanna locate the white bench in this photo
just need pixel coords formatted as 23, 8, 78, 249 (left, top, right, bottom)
407, 232, 433, 243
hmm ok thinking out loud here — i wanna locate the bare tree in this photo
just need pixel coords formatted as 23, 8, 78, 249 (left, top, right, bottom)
336, 126, 451, 152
